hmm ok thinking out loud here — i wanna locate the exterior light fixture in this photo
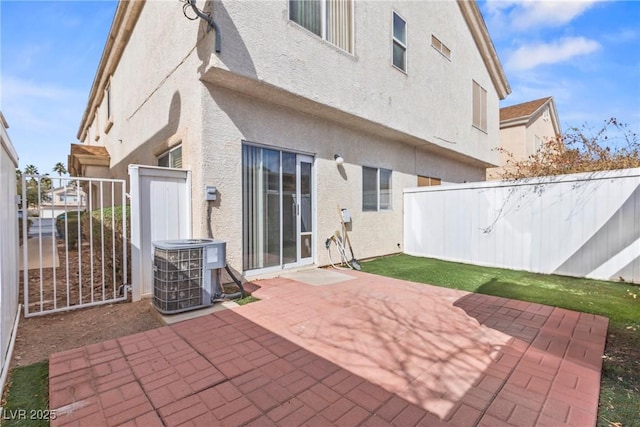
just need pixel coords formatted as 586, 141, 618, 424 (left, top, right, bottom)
334, 154, 344, 165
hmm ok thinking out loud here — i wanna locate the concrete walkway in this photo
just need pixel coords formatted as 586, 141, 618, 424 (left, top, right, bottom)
49, 270, 608, 426
19, 235, 60, 270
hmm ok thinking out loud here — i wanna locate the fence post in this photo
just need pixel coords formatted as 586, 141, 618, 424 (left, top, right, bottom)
128, 165, 142, 302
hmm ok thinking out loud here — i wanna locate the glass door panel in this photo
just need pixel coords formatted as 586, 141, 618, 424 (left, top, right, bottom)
299, 157, 313, 262
282, 152, 297, 265
242, 145, 313, 272
242, 146, 281, 270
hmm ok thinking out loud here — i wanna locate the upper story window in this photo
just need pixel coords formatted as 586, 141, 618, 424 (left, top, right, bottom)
392, 12, 407, 71
104, 80, 114, 133
289, 0, 353, 53
93, 112, 100, 142
158, 145, 182, 168
472, 80, 487, 132
363, 166, 392, 211
431, 35, 451, 60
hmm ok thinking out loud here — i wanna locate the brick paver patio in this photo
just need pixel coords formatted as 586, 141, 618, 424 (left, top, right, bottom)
49, 270, 608, 426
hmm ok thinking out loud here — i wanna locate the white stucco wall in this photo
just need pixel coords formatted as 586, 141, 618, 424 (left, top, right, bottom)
85, 1, 206, 183
203, 0, 501, 165
79, 0, 504, 274
198, 85, 484, 270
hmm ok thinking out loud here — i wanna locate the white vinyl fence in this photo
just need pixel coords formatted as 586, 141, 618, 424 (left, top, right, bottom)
0, 116, 20, 397
404, 168, 640, 283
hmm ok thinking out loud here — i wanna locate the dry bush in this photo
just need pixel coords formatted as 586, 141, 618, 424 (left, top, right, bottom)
498, 118, 640, 180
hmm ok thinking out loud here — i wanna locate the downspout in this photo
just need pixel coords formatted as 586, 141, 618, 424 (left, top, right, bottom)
187, 0, 221, 53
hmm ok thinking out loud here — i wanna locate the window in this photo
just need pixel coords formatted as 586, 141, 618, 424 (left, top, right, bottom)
472, 80, 487, 132
392, 12, 406, 71
431, 35, 450, 59
289, 0, 353, 53
158, 145, 182, 168
418, 176, 441, 186
534, 135, 542, 153
104, 80, 113, 133
94, 112, 100, 141
363, 166, 392, 211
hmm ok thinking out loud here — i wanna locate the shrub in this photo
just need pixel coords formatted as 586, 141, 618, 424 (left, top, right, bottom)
56, 211, 83, 249
80, 205, 131, 284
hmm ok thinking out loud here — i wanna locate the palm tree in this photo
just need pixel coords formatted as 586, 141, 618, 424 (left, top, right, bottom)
24, 164, 39, 176
53, 162, 68, 189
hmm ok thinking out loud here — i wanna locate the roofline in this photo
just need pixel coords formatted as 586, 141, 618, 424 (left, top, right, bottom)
77, 0, 145, 141
77, 0, 511, 140
457, 0, 511, 100
501, 97, 562, 134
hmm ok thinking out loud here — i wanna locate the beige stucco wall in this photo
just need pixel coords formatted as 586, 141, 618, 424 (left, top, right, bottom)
488, 105, 558, 180
79, 0, 501, 275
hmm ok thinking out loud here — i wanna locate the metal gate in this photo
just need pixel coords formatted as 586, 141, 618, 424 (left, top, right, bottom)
19, 175, 129, 317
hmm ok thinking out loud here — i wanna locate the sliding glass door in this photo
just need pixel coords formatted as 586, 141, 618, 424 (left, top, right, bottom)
242, 145, 314, 272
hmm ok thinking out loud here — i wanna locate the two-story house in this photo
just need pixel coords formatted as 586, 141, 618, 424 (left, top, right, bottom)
487, 97, 561, 180
69, 0, 510, 278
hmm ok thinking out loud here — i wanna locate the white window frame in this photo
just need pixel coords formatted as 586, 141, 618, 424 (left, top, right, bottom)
472, 80, 487, 132
158, 145, 183, 168
289, 0, 354, 54
392, 11, 407, 72
362, 166, 392, 212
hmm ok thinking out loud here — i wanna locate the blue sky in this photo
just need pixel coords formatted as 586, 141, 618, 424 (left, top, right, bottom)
1, 1, 639, 176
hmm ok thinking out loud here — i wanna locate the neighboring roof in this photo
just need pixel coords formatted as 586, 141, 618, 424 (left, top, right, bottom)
70, 144, 110, 157
77, 0, 511, 140
68, 143, 111, 177
500, 97, 561, 134
500, 97, 550, 122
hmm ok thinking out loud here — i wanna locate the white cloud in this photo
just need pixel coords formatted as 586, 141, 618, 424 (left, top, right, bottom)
484, 0, 602, 32
513, 1, 600, 30
2, 76, 82, 101
603, 28, 639, 43
506, 37, 601, 70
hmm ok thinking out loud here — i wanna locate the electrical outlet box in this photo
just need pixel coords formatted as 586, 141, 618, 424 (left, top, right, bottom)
341, 208, 351, 223
205, 186, 217, 201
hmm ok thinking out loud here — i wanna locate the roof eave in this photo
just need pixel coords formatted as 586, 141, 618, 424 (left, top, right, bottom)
77, 0, 145, 141
458, 0, 511, 100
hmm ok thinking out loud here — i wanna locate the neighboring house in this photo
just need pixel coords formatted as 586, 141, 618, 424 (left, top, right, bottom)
39, 186, 87, 219
487, 97, 561, 180
69, 0, 510, 278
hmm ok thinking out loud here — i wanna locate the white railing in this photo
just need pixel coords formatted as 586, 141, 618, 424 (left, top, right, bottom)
404, 168, 640, 283
21, 175, 129, 317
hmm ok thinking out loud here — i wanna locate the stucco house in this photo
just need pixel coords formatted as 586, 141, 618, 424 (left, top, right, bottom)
38, 186, 87, 219
487, 97, 561, 180
69, 0, 510, 278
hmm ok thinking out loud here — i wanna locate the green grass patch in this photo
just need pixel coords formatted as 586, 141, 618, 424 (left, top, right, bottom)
362, 254, 640, 427
2, 361, 49, 427
235, 295, 260, 306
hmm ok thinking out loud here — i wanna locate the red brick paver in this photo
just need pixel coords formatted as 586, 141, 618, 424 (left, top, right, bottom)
49, 270, 607, 426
